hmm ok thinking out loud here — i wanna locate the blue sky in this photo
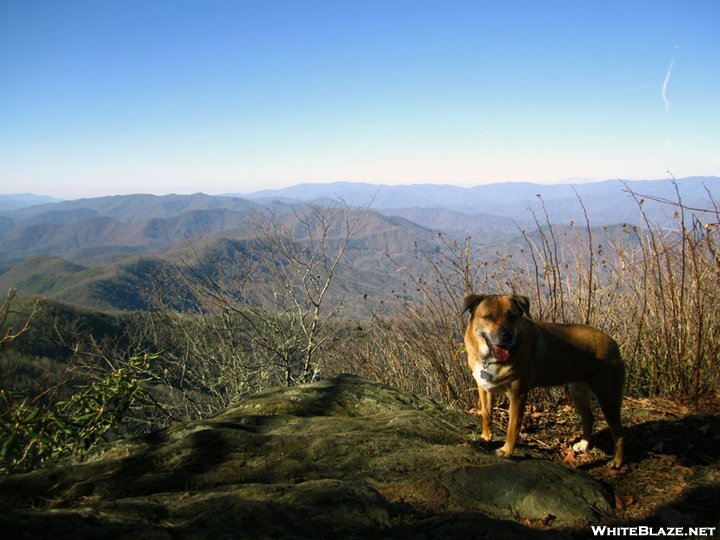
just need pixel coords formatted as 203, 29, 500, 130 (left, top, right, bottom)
1, 0, 719, 198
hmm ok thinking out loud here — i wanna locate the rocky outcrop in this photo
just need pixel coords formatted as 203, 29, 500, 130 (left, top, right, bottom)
0, 375, 613, 538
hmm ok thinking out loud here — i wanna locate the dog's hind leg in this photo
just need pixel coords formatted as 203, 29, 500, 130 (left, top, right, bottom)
597, 391, 624, 468
569, 383, 595, 454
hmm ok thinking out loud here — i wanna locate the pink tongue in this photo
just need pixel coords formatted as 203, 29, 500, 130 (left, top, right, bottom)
493, 346, 510, 362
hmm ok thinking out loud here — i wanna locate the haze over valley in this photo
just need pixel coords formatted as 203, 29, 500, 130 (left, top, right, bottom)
1, 176, 716, 312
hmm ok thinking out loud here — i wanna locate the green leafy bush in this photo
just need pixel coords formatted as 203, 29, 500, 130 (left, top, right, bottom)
0, 353, 158, 473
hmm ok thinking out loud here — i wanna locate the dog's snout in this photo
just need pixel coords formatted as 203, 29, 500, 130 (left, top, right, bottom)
499, 327, 515, 344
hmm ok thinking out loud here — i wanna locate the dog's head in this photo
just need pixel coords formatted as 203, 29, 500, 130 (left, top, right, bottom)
463, 294, 530, 361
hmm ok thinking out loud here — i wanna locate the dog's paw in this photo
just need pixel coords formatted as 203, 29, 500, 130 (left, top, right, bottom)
572, 439, 591, 454
495, 445, 512, 457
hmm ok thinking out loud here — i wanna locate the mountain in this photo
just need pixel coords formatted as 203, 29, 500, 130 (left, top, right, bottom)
0, 196, 449, 311
376, 207, 524, 245
0, 193, 63, 212
244, 181, 474, 209
1, 178, 718, 312
3, 193, 258, 225
0, 255, 91, 295
0, 195, 440, 264
0, 194, 264, 267
242, 176, 720, 227
0, 254, 179, 311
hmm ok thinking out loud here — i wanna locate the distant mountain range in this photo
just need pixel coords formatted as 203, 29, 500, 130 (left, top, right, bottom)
0, 176, 717, 311
0, 193, 443, 310
0, 193, 62, 212
240, 176, 719, 226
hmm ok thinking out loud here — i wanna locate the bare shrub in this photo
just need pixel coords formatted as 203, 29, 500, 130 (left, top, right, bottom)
608, 182, 720, 398
348, 236, 479, 409
129, 203, 364, 419
352, 182, 719, 405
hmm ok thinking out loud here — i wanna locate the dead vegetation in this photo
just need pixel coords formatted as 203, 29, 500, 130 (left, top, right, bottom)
350, 179, 720, 410
345, 179, 720, 532
2, 178, 719, 530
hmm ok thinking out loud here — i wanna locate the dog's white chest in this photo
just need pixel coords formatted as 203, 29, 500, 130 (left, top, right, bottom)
472, 360, 507, 393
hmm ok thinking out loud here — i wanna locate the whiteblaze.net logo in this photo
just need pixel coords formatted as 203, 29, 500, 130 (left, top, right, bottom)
591, 525, 717, 537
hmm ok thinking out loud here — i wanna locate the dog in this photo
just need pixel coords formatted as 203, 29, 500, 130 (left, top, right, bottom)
463, 293, 624, 468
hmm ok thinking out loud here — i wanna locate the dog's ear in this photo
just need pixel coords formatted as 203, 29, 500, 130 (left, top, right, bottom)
513, 295, 531, 318
463, 294, 486, 314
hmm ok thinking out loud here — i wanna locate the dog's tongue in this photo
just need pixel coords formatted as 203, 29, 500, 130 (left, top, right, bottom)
493, 345, 511, 362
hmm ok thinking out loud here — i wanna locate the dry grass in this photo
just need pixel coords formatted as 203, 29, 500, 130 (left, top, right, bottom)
347, 182, 720, 408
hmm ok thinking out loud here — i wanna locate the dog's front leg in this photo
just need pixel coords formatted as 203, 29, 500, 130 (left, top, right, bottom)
478, 387, 494, 442
497, 391, 527, 457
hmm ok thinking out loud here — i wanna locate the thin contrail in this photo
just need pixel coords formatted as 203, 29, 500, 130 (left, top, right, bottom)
662, 57, 675, 113
622, 83, 655, 92
662, 49, 678, 151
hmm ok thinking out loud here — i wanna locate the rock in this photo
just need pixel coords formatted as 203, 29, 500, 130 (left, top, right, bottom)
0, 375, 612, 538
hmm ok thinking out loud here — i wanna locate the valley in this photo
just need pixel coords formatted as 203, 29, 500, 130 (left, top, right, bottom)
1, 177, 716, 313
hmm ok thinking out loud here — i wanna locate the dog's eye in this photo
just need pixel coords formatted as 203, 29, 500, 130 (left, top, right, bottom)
481, 314, 494, 322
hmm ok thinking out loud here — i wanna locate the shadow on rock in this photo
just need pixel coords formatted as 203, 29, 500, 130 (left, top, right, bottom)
0, 375, 621, 539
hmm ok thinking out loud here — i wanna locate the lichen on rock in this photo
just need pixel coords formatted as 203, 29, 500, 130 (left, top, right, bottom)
0, 375, 613, 538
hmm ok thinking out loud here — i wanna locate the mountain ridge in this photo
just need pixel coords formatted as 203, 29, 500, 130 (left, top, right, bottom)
239, 176, 719, 225
1, 178, 717, 311
0, 193, 63, 212
3, 176, 717, 227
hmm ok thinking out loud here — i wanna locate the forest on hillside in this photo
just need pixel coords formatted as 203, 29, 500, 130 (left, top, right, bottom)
1, 182, 719, 473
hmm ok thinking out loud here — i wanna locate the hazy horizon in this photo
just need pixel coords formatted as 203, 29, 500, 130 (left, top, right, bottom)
0, 175, 610, 199
3, 174, 718, 202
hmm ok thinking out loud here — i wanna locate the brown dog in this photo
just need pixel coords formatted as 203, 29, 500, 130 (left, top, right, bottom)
464, 293, 624, 468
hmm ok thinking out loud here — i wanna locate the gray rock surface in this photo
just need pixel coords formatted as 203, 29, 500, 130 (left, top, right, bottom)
0, 375, 613, 538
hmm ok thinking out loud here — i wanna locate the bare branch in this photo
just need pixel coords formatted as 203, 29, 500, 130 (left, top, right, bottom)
1, 290, 40, 347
